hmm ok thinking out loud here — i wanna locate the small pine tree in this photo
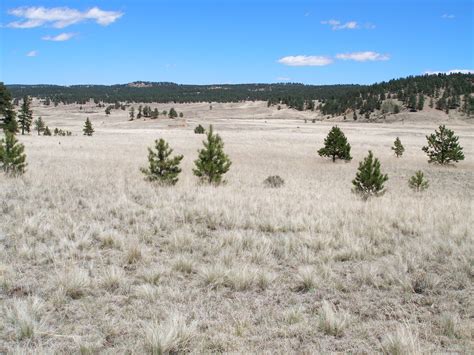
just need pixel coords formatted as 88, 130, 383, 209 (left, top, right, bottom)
318, 126, 352, 162
140, 138, 183, 185
34, 117, 45, 135
352, 151, 388, 198
83, 117, 94, 136
169, 108, 178, 118
129, 107, 135, 121
179, 112, 184, 118
353, 111, 357, 121
194, 124, 205, 134
408, 171, 429, 192
137, 105, 143, 119
193, 125, 231, 184
391, 137, 405, 157
393, 104, 400, 114
422, 125, 464, 164
18, 96, 33, 135
0, 131, 27, 176
43, 126, 52, 136
105, 106, 111, 115
416, 94, 424, 111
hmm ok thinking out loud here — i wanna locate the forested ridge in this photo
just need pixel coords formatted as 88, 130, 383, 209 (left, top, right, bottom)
4, 73, 474, 118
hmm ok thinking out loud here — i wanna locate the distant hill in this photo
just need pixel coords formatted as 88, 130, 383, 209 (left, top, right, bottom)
4, 73, 474, 118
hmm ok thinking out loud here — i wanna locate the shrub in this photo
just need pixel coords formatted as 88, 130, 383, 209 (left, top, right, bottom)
194, 124, 205, 134
193, 125, 231, 184
408, 171, 429, 192
318, 126, 352, 162
263, 175, 285, 188
140, 138, 183, 185
352, 150, 388, 198
0, 131, 27, 176
422, 125, 464, 164
318, 301, 349, 337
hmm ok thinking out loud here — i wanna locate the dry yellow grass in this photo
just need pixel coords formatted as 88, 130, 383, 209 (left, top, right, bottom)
0, 101, 473, 352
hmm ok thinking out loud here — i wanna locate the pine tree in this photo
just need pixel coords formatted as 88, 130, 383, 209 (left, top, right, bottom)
137, 105, 143, 119
193, 125, 231, 184
352, 151, 388, 198
416, 94, 424, 111
0, 83, 18, 134
43, 126, 52, 136
140, 138, 183, 185
129, 106, 135, 121
18, 96, 33, 135
83, 117, 94, 136
393, 104, 400, 114
0, 131, 27, 176
194, 124, 205, 134
34, 117, 45, 135
408, 171, 429, 192
353, 111, 357, 121
391, 137, 405, 157
105, 106, 111, 115
318, 126, 352, 162
422, 125, 464, 164
169, 108, 178, 118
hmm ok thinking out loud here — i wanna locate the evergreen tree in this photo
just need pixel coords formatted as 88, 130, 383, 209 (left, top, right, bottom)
194, 124, 205, 134
353, 111, 357, 121
140, 138, 183, 185
129, 106, 135, 121
0, 131, 27, 176
393, 104, 400, 114
169, 108, 178, 118
416, 94, 425, 111
34, 117, 45, 135
391, 137, 405, 157
193, 125, 231, 184
151, 108, 159, 119
429, 97, 434, 108
83, 117, 94, 136
0, 83, 18, 134
179, 112, 184, 118
137, 105, 143, 119
43, 126, 52, 136
408, 171, 429, 192
352, 151, 388, 198
317, 126, 352, 162
408, 94, 417, 111
18, 96, 33, 135
422, 125, 464, 164
105, 106, 111, 115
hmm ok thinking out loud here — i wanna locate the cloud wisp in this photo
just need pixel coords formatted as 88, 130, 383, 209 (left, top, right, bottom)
441, 14, 455, 19
42, 32, 76, 41
321, 19, 358, 30
26, 50, 38, 57
278, 55, 333, 67
335, 51, 390, 62
7, 6, 123, 29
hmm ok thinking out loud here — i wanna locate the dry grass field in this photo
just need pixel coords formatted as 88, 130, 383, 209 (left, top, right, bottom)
1, 101, 473, 353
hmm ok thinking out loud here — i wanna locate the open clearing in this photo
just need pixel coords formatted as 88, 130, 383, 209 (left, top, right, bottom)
1, 101, 473, 353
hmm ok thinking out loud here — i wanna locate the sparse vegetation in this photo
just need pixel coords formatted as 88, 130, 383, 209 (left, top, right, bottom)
194, 124, 205, 134
263, 175, 285, 188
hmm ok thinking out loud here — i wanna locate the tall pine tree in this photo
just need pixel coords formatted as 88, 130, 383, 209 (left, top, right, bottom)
193, 125, 231, 184
18, 96, 33, 135
0, 83, 18, 134
318, 126, 352, 162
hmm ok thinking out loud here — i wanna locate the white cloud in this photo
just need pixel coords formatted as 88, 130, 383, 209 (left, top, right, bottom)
278, 55, 333, 67
7, 6, 123, 29
26, 50, 38, 57
276, 76, 291, 81
424, 69, 473, 75
42, 32, 76, 41
321, 19, 359, 30
335, 51, 390, 62
441, 14, 455, 19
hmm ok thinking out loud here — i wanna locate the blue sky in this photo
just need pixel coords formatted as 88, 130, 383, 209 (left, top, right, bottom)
1, 0, 472, 85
